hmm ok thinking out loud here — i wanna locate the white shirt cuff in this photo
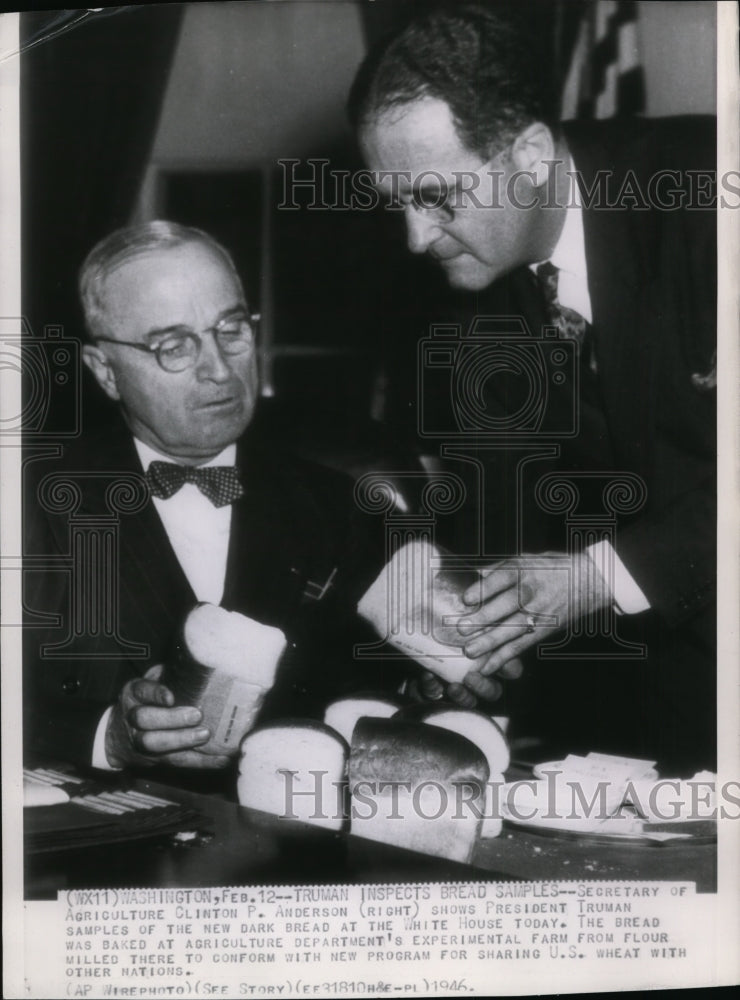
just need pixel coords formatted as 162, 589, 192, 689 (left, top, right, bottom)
92, 706, 123, 770
586, 539, 651, 615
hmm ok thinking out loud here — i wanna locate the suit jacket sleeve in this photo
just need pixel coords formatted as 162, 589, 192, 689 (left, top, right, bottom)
615, 476, 715, 626
23, 495, 131, 766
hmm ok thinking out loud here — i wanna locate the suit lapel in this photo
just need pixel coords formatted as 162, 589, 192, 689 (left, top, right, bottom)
222, 442, 308, 627
73, 428, 196, 662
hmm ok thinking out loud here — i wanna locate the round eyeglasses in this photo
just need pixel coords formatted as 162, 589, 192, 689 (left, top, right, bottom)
94, 314, 259, 373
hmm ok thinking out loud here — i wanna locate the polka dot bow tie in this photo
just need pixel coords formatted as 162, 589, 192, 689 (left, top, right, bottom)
146, 461, 244, 508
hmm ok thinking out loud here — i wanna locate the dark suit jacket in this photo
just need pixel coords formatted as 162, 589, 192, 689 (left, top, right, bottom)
23, 416, 397, 776
410, 117, 717, 771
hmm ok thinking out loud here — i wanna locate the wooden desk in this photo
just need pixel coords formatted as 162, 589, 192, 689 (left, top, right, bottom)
25, 769, 716, 899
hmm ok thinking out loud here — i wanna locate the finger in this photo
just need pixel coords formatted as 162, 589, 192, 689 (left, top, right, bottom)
463, 566, 518, 605
463, 670, 503, 702
162, 751, 232, 769
497, 656, 525, 680
419, 673, 445, 700
458, 590, 523, 633
129, 678, 175, 708
446, 683, 478, 709
129, 704, 203, 731
144, 663, 165, 681
134, 725, 211, 756
455, 620, 488, 638
463, 614, 534, 658
478, 633, 542, 676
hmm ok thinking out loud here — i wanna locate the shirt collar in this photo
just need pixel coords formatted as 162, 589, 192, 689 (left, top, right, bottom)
531, 156, 588, 282
529, 156, 592, 323
549, 181, 588, 283
134, 438, 237, 472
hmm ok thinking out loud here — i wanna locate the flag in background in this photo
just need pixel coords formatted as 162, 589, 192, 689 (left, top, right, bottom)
561, 0, 646, 119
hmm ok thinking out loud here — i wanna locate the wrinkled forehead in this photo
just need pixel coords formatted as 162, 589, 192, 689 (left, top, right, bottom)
110, 239, 236, 284
99, 242, 245, 331
106, 242, 240, 299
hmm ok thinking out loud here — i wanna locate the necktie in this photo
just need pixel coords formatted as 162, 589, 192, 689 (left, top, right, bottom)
535, 261, 590, 347
146, 461, 244, 508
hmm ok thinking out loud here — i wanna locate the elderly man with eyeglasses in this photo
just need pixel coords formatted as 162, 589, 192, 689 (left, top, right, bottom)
24, 220, 395, 784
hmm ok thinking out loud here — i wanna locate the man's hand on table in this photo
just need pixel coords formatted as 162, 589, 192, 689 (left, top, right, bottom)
105, 665, 231, 770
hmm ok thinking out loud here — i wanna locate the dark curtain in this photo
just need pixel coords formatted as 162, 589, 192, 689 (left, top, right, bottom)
21, 4, 183, 354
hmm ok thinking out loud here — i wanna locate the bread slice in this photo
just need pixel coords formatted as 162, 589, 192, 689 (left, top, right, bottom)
237, 721, 348, 831
324, 694, 403, 745
348, 717, 488, 863
162, 603, 286, 756
357, 540, 481, 684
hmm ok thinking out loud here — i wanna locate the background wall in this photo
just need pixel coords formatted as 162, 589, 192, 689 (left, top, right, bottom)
638, 1, 716, 116
147, 1, 717, 170
151, 2, 365, 164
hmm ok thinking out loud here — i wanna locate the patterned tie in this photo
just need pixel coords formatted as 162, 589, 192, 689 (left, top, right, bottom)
146, 461, 244, 508
536, 261, 590, 347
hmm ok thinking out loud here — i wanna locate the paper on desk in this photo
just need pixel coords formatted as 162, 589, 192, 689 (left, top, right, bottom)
504, 754, 715, 839
23, 781, 69, 808
625, 770, 717, 822
357, 540, 482, 684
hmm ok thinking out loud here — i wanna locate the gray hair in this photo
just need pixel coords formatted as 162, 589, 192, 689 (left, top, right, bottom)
79, 220, 244, 340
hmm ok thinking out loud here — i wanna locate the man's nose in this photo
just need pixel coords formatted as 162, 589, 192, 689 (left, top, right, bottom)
195, 332, 232, 381
405, 205, 443, 254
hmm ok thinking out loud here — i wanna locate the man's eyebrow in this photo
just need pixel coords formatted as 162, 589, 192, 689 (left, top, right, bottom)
215, 304, 248, 323
142, 305, 247, 341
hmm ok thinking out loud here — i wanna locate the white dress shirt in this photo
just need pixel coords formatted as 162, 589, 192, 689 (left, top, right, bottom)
534, 172, 593, 324
92, 438, 238, 768
531, 161, 649, 616
134, 438, 235, 605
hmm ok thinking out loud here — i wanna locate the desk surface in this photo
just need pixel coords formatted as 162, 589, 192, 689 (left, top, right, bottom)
25, 770, 717, 900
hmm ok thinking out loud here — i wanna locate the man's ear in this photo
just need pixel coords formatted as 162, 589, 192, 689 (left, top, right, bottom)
509, 123, 556, 188
82, 343, 121, 401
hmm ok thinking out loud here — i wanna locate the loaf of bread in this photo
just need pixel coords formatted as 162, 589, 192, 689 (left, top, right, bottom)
405, 706, 509, 838
237, 721, 348, 831
408, 705, 510, 772
161, 603, 286, 756
348, 717, 489, 863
